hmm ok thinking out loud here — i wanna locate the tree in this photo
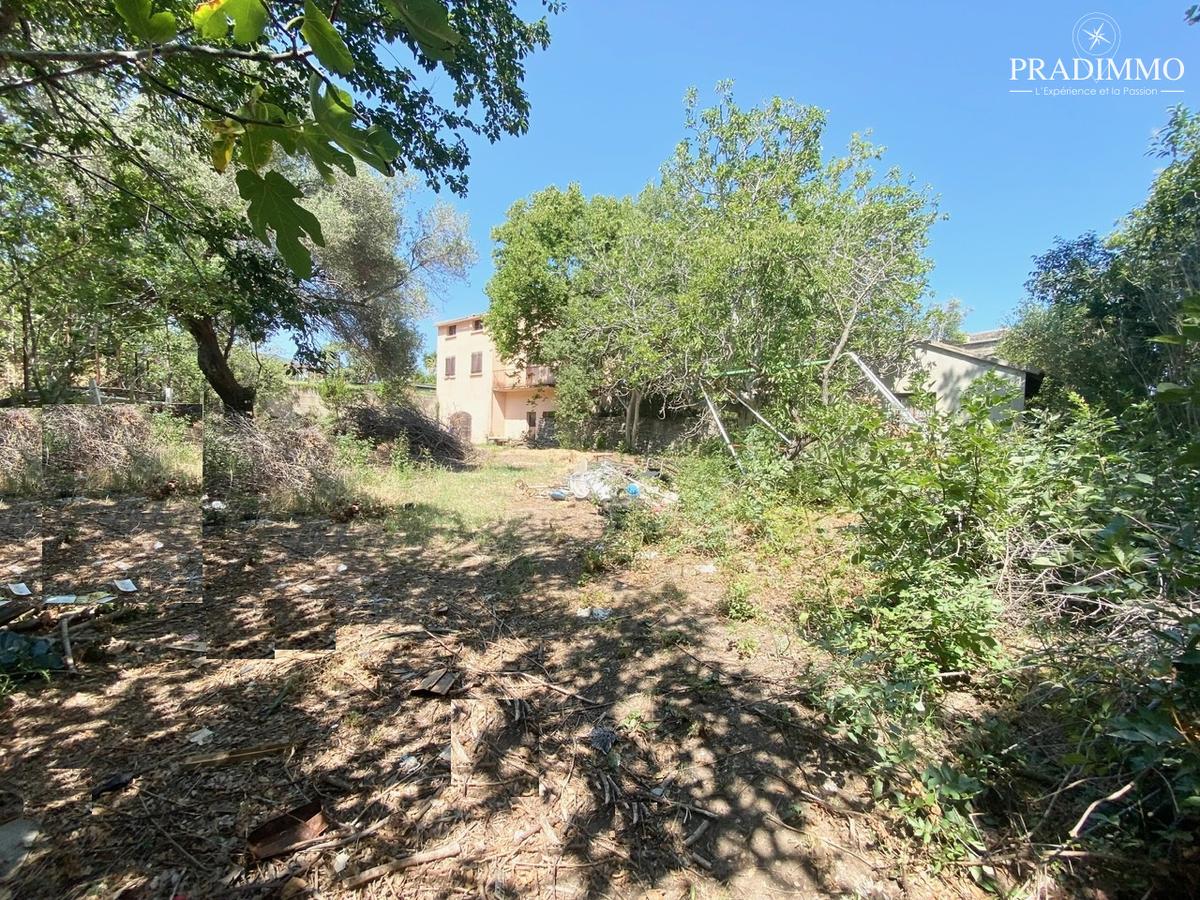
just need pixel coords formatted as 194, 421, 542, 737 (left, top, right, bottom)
543, 188, 690, 448
308, 172, 475, 381
485, 183, 593, 364
1001, 234, 1137, 410
0, 0, 555, 277
486, 86, 938, 447
925, 298, 967, 343
0, 112, 474, 413
661, 87, 936, 415
1002, 106, 1200, 416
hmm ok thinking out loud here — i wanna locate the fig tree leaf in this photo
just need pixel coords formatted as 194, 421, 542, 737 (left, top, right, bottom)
297, 124, 357, 182
193, 0, 268, 44
301, 0, 355, 75
309, 75, 398, 175
1156, 382, 1191, 403
235, 169, 324, 279
211, 135, 236, 172
114, 0, 178, 43
237, 100, 299, 170
240, 125, 275, 170
382, 0, 461, 62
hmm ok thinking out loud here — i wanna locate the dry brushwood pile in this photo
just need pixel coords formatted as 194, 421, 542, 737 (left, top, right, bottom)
0, 408, 42, 494
0, 446, 985, 900
338, 401, 471, 465
203, 415, 338, 501
42, 405, 153, 488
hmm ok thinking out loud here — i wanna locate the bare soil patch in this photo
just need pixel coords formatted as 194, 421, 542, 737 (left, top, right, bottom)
0, 450, 976, 899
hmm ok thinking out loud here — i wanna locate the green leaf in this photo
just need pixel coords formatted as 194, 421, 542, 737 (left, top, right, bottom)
1156, 382, 1192, 403
296, 124, 357, 182
382, 0, 461, 62
235, 169, 324, 279
114, 0, 178, 43
240, 126, 275, 170
309, 76, 399, 175
301, 0, 354, 75
236, 99, 298, 171
193, 0, 268, 44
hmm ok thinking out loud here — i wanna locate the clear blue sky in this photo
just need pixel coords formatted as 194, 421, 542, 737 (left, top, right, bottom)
413, 0, 1195, 354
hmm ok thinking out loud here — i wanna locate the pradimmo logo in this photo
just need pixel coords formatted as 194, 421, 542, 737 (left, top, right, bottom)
1010, 12, 1185, 97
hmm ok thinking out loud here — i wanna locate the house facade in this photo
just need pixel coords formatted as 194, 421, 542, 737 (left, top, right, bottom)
892, 336, 1042, 415
434, 313, 557, 444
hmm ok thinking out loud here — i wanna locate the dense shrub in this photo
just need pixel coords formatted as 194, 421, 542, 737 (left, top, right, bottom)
660, 339, 1199, 882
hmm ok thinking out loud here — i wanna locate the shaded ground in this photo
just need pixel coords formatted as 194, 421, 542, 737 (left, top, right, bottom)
0, 449, 976, 899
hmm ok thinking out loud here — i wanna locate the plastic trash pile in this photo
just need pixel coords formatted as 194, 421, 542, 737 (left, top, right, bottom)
558, 460, 678, 510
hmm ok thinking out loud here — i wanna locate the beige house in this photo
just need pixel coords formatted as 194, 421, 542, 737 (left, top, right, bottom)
434, 313, 557, 444
892, 335, 1041, 415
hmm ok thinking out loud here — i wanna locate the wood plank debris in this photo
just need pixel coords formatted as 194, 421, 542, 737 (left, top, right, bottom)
181, 741, 295, 770
0, 601, 34, 627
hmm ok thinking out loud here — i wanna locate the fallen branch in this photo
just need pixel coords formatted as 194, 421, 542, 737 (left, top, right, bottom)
1068, 780, 1136, 839
60, 614, 77, 673
492, 671, 607, 707
342, 841, 462, 890
181, 741, 295, 770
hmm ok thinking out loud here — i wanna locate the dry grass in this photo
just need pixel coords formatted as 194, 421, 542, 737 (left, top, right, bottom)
372, 447, 579, 524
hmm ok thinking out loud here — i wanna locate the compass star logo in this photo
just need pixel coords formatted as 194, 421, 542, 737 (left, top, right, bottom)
1083, 22, 1111, 51
1072, 12, 1121, 58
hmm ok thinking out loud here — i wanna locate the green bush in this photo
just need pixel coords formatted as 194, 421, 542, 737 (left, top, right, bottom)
723, 576, 759, 621
333, 432, 373, 469
585, 503, 665, 572
664, 454, 740, 555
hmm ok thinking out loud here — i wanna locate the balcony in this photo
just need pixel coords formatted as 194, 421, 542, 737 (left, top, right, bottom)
493, 365, 556, 391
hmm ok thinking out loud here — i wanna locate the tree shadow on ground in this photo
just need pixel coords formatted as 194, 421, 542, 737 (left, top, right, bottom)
0, 473, 915, 898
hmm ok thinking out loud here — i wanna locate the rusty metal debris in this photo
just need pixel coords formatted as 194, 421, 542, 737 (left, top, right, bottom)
247, 799, 328, 860
410, 667, 458, 697
89, 772, 134, 801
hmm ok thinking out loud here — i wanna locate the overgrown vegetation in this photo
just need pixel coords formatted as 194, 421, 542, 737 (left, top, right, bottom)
486, 85, 946, 449
592, 313, 1199, 892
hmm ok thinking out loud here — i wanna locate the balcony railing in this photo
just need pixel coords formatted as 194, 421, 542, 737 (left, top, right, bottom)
493, 365, 556, 391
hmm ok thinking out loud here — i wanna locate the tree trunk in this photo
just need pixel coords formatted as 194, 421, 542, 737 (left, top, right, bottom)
20, 296, 31, 394
623, 389, 642, 450
182, 316, 255, 416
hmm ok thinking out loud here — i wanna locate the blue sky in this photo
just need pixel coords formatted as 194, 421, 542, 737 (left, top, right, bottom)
412, 0, 1195, 354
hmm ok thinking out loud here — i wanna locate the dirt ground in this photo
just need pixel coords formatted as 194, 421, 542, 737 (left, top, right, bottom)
0, 449, 980, 899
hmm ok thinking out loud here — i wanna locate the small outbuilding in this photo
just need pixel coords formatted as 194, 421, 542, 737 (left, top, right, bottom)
892, 338, 1042, 415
